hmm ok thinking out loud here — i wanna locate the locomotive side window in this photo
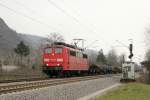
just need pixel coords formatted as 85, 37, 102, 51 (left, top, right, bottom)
55, 48, 62, 54
76, 52, 79, 57
76, 52, 83, 58
83, 54, 88, 58
70, 50, 76, 56
45, 48, 52, 53
79, 52, 83, 58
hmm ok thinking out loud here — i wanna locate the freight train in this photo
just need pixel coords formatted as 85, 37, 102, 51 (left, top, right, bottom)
42, 42, 121, 77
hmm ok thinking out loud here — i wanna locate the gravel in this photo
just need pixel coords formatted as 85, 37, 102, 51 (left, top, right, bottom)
0, 75, 120, 100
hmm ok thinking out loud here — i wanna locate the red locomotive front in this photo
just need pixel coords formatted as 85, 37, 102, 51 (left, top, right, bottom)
42, 42, 89, 77
43, 45, 68, 74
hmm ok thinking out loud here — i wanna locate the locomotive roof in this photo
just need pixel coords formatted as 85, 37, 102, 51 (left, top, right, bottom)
53, 42, 76, 48
52, 42, 84, 51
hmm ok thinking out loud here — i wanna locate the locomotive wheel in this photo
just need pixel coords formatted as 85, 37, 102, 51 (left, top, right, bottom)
56, 73, 63, 78
43, 70, 52, 78
66, 71, 71, 77
71, 71, 76, 77
63, 71, 68, 77
56, 71, 64, 78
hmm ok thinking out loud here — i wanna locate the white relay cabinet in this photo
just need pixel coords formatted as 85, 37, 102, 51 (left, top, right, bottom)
121, 62, 135, 81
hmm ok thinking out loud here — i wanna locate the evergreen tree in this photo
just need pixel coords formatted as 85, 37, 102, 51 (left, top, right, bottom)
97, 49, 107, 64
14, 41, 30, 65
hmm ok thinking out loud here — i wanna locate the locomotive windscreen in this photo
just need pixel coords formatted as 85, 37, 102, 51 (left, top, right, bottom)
45, 48, 52, 53
55, 48, 62, 54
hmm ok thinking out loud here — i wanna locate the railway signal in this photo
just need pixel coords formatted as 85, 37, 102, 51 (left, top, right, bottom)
116, 39, 134, 60
116, 39, 135, 82
128, 44, 133, 59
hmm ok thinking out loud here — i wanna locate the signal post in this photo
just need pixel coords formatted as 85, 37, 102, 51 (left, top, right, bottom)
120, 39, 136, 82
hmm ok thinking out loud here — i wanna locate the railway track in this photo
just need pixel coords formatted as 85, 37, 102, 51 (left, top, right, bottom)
0, 77, 49, 83
0, 74, 119, 94
0, 73, 48, 83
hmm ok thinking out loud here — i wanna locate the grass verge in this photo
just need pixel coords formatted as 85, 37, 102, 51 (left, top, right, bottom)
96, 83, 150, 100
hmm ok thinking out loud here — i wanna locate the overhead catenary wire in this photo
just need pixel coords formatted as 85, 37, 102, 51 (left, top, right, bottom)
0, 0, 66, 48
0, 2, 62, 33
2, 0, 109, 45
2, 0, 47, 41
11, 0, 102, 41
47, 0, 99, 35
1, 0, 109, 50
0, 0, 143, 61
47, 0, 85, 26
60, 0, 99, 33
116, 40, 129, 48
9, 0, 97, 38
115, 39, 144, 62
9, 0, 38, 15
46, 0, 112, 49
4, 0, 65, 34
60, 0, 140, 52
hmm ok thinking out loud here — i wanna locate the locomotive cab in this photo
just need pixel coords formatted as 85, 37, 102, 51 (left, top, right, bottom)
43, 46, 65, 76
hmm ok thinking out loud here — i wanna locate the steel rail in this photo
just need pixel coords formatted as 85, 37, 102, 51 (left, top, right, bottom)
0, 74, 119, 94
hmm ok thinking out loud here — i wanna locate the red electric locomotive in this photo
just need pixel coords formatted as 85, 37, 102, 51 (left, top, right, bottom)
42, 42, 89, 77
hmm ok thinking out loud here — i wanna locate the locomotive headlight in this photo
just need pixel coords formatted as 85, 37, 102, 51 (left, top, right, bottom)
44, 58, 50, 62
46, 64, 49, 66
57, 58, 63, 62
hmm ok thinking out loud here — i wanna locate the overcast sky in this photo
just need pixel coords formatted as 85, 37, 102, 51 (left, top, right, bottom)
0, 0, 150, 63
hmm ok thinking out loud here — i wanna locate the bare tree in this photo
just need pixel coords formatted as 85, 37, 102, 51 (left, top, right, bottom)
141, 26, 150, 83
106, 49, 119, 67
4, 51, 17, 65
47, 33, 65, 44
118, 53, 126, 66
85, 49, 98, 66
145, 26, 150, 59
145, 50, 150, 61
